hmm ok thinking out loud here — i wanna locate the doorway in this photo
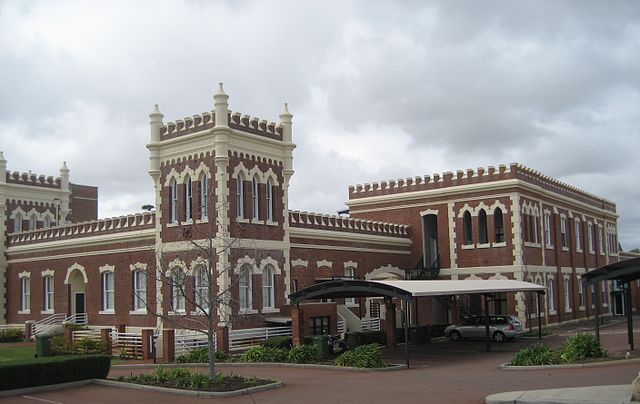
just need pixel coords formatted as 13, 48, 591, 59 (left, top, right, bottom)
75, 293, 85, 314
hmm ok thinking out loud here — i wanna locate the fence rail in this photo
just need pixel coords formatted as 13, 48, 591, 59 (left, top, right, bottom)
72, 329, 103, 342
337, 320, 346, 334
360, 317, 381, 332
229, 326, 291, 351
113, 331, 143, 359
32, 313, 66, 335
175, 332, 214, 356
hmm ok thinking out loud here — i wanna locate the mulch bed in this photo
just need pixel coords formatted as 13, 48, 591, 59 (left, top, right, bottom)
121, 376, 274, 392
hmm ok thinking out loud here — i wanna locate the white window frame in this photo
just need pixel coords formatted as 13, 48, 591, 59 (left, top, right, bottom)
14, 213, 23, 232
252, 176, 259, 220
563, 278, 571, 312
195, 265, 209, 313
133, 269, 147, 312
560, 216, 568, 249
345, 267, 356, 306
599, 225, 605, 255
172, 268, 186, 313
578, 277, 584, 308
20, 276, 30, 312
601, 281, 608, 305
547, 278, 556, 314
101, 271, 115, 312
199, 174, 208, 220
43, 216, 51, 229
236, 173, 245, 219
43, 275, 54, 313
266, 179, 274, 222
170, 179, 178, 223
262, 265, 274, 309
587, 223, 594, 253
533, 215, 540, 244
239, 264, 253, 311
184, 175, 192, 222
29, 214, 37, 230
544, 212, 551, 246
575, 219, 582, 252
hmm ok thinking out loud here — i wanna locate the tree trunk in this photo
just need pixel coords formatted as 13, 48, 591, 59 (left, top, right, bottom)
207, 329, 216, 382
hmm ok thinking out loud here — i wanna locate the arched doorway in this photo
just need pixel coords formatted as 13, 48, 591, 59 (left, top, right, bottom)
64, 264, 88, 316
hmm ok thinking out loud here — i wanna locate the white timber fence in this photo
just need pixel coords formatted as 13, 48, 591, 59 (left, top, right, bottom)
229, 326, 292, 351
72, 328, 103, 342
112, 331, 144, 359
360, 317, 381, 332
175, 331, 214, 356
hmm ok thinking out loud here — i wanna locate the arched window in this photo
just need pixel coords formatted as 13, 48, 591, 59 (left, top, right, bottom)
547, 278, 555, 312
102, 271, 115, 311
345, 267, 356, 305
199, 173, 208, 220
266, 179, 274, 221
43, 216, 51, 229
170, 179, 178, 223
43, 275, 54, 312
236, 173, 245, 219
29, 214, 37, 230
463, 211, 472, 245
262, 265, 274, 309
494, 208, 504, 243
239, 264, 252, 310
478, 209, 488, 244
172, 268, 186, 313
195, 265, 209, 312
14, 213, 23, 232
252, 176, 259, 220
184, 175, 192, 222
133, 269, 146, 311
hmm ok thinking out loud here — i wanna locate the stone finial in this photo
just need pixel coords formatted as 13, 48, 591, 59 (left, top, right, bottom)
0, 151, 5, 164
213, 82, 229, 127
279, 103, 293, 142
216, 82, 226, 96
60, 161, 69, 173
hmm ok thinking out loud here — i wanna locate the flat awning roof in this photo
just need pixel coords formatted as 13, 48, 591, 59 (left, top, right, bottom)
288, 279, 545, 304
582, 257, 640, 286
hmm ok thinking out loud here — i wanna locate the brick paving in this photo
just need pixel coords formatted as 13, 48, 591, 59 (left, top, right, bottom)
3, 318, 639, 404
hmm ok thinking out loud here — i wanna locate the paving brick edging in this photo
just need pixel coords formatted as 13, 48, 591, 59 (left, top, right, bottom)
94, 378, 283, 398
500, 357, 640, 370
112, 362, 407, 372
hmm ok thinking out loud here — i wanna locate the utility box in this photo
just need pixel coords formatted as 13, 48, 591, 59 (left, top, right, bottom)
35, 335, 52, 357
311, 335, 329, 358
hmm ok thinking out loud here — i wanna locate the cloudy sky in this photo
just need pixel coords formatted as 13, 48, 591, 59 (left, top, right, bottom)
1, 1, 639, 249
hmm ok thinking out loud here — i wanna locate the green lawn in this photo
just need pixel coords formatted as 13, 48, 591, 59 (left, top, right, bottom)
0, 344, 36, 363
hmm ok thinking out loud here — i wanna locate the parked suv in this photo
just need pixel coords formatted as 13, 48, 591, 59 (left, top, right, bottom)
445, 315, 523, 342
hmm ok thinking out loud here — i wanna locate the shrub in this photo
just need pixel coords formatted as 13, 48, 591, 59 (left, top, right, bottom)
240, 346, 288, 363
287, 344, 321, 364
335, 344, 386, 368
560, 333, 606, 363
360, 331, 386, 346
262, 336, 293, 350
509, 343, 561, 366
176, 347, 228, 363
51, 336, 108, 355
0, 355, 111, 390
0, 328, 24, 343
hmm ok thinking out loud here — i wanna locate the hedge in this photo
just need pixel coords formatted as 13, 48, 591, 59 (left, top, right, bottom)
0, 328, 24, 343
0, 355, 111, 390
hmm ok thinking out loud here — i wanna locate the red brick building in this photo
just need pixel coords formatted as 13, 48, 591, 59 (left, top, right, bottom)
0, 85, 627, 335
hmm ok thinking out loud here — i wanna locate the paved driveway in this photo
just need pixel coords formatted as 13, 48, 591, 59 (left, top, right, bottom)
3, 320, 639, 404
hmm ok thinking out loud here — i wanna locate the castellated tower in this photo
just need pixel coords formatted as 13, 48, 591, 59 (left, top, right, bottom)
146, 84, 295, 327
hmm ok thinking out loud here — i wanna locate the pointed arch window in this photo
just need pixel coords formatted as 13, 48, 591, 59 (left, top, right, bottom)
43, 216, 51, 229
463, 211, 472, 245
195, 265, 209, 312
266, 179, 274, 221
252, 176, 259, 220
239, 264, 253, 310
170, 179, 178, 223
236, 173, 245, 219
199, 173, 208, 220
14, 213, 23, 232
494, 208, 504, 243
478, 209, 488, 244
172, 268, 186, 313
29, 214, 37, 230
184, 175, 192, 222
262, 265, 274, 309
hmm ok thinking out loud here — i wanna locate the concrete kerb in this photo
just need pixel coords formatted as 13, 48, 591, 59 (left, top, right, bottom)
113, 362, 407, 372
0, 379, 95, 397
500, 356, 640, 370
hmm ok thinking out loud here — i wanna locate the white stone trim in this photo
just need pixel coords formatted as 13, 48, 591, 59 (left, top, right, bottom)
263, 168, 280, 186
365, 264, 404, 280
42, 269, 55, 277
130, 262, 148, 272
64, 263, 87, 284
343, 260, 358, 269
290, 259, 308, 268
234, 255, 258, 274
9, 207, 27, 220
189, 256, 208, 274
489, 200, 508, 213
457, 203, 474, 218
259, 256, 282, 274
164, 168, 181, 186
18, 271, 30, 279
99, 264, 115, 274
419, 209, 438, 216
166, 258, 187, 277
316, 259, 332, 269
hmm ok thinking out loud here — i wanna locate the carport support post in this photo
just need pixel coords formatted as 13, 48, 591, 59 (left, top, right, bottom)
625, 282, 634, 350
537, 292, 542, 340
404, 299, 410, 369
484, 294, 491, 352
594, 282, 600, 341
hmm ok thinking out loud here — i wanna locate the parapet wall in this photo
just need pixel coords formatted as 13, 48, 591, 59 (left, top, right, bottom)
348, 162, 616, 213
5, 170, 60, 189
160, 110, 283, 142
289, 210, 409, 238
7, 212, 155, 246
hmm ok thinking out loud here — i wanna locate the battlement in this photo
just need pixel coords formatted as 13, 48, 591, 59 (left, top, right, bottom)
289, 210, 409, 238
159, 110, 283, 142
7, 212, 155, 246
348, 162, 616, 212
5, 170, 60, 188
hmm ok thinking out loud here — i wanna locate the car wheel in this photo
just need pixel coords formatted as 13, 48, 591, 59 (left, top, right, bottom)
493, 331, 505, 343
450, 330, 462, 341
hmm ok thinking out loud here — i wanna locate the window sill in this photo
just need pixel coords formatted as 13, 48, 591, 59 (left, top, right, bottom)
561, 247, 569, 252
168, 310, 186, 316
579, 306, 586, 311
99, 310, 115, 315
549, 310, 557, 316
266, 220, 279, 226
262, 308, 280, 314
181, 220, 194, 226
545, 244, 554, 250
190, 310, 208, 316
603, 303, 609, 308
240, 309, 258, 315
167, 222, 179, 228
41, 310, 54, 315
524, 242, 541, 248
129, 310, 148, 315
588, 249, 595, 254
564, 309, 572, 313
251, 219, 264, 224
346, 303, 360, 308
18, 310, 30, 315
236, 218, 249, 224
477, 243, 490, 249
492, 241, 507, 248
196, 218, 209, 224
462, 244, 475, 250
576, 249, 583, 254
